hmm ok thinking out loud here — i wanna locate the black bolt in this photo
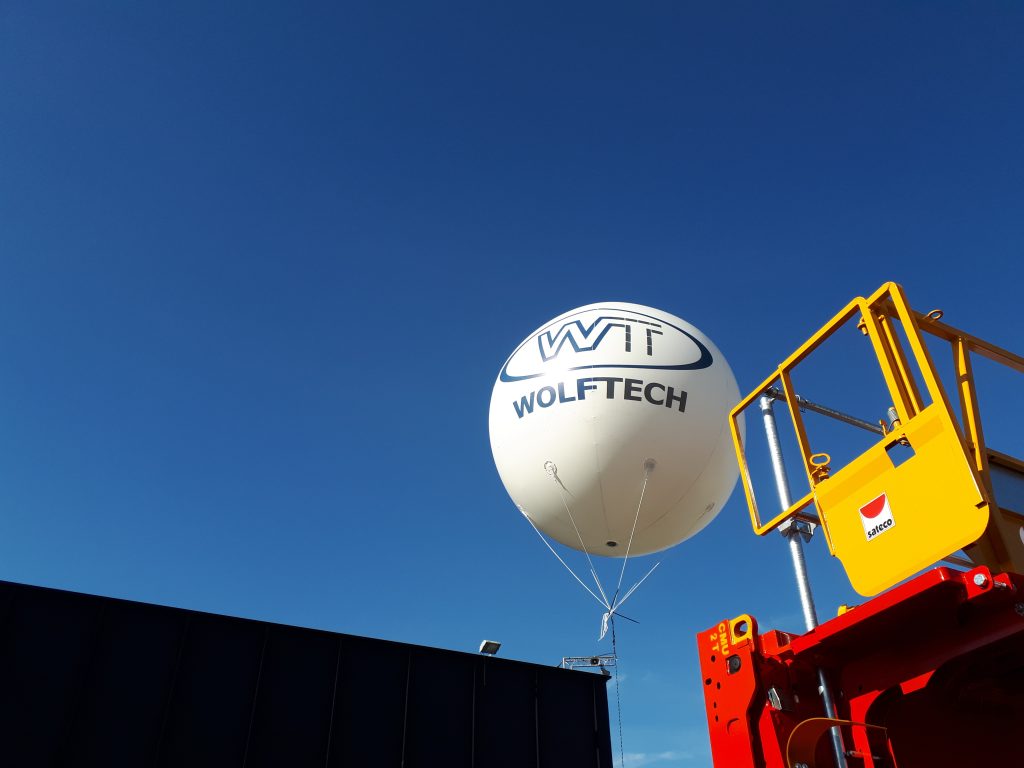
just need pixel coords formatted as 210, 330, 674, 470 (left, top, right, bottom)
727, 655, 742, 674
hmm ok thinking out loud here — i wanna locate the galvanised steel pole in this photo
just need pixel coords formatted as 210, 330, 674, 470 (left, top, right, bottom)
759, 395, 848, 768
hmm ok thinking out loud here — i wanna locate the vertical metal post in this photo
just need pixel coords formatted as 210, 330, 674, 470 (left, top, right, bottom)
759, 396, 848, 768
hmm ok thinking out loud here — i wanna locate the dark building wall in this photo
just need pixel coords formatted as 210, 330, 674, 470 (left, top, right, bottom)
0, 581, 612, 767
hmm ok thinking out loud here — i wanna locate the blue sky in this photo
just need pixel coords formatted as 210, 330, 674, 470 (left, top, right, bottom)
2, 3, 1023, 765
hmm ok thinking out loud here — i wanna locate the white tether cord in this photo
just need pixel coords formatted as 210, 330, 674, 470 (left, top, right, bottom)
527, 460, 664, 640
518, 508, 609, 610
613, 462, 653, 603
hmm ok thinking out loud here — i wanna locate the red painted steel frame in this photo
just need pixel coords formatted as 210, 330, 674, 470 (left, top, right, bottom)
698, 566, 1024, 767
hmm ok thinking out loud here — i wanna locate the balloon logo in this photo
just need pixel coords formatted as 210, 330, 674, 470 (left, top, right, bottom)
489, 302, 742, 557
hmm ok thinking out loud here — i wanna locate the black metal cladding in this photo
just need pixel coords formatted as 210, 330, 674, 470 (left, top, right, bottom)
0, 581, 612, 767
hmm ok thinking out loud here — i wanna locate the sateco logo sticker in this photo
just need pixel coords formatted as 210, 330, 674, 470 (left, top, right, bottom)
860, 493, 896, 541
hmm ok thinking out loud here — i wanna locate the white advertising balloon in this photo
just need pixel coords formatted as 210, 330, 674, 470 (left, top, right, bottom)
489, 302, 742, 557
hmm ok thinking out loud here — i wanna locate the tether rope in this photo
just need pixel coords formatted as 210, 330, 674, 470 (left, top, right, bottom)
549, 470, 612, 610
617, 561, 660, 608
522, 461, 665, 768
612, 461, 653, 608
518, 508, 608, 610
611, 617, 625, 768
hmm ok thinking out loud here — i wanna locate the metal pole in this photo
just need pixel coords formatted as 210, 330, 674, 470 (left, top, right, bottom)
759, 396, 848, 768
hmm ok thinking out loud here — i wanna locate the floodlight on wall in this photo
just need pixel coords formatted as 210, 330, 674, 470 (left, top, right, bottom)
479, 640, 501, 655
